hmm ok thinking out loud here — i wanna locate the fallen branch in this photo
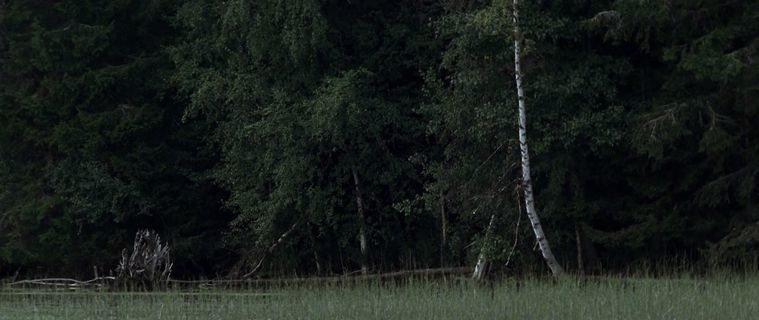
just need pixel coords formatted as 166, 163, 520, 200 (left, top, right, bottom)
176, 267, 471, 288
6, 268, 471, 290
8, 276, 115, 288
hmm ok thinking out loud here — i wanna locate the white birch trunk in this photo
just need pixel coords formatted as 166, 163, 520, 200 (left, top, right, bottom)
512, 0, 564, 276
352, 167, 369, 275
472, 214, 496, 280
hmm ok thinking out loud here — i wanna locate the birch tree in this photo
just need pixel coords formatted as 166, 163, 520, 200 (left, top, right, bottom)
512, 0, 564, 276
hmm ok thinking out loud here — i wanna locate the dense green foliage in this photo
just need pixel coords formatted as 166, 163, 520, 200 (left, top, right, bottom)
0, 0, 231, 276
1, 0, 757, 277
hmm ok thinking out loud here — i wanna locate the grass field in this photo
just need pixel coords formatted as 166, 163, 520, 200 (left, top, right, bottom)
1, 275, 758, 319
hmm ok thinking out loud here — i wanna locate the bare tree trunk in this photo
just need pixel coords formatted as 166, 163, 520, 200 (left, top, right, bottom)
512, 0, 564, 276
309, 222, 322, 275
352, 167, 369, 275
313, 249, 322, 275
576, 223, 584, 275
575, 223, 602, 274
472, 214, 496, 280
440, 190, 447, 267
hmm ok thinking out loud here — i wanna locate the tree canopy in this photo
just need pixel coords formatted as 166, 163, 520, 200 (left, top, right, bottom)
1, 0, 757, 278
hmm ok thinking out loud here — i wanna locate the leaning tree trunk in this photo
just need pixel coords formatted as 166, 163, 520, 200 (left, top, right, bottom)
242, 221, 299, 278
472, 214, 496, 280
352, 167, 369, 275
512, 0, 564, 276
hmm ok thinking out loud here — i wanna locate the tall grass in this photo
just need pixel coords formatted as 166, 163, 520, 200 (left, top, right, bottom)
1, 275, 758, 319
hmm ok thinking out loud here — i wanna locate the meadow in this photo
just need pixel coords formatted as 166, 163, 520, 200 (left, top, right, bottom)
1, 275, 758, 320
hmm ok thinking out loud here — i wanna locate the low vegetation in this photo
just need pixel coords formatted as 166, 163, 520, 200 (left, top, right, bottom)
2, 275, 758, 320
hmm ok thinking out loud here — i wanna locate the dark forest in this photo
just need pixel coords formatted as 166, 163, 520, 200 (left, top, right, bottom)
1, 0, 757, 279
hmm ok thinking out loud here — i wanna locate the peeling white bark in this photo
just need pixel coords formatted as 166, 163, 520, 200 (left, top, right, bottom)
512, 0, 564, 276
